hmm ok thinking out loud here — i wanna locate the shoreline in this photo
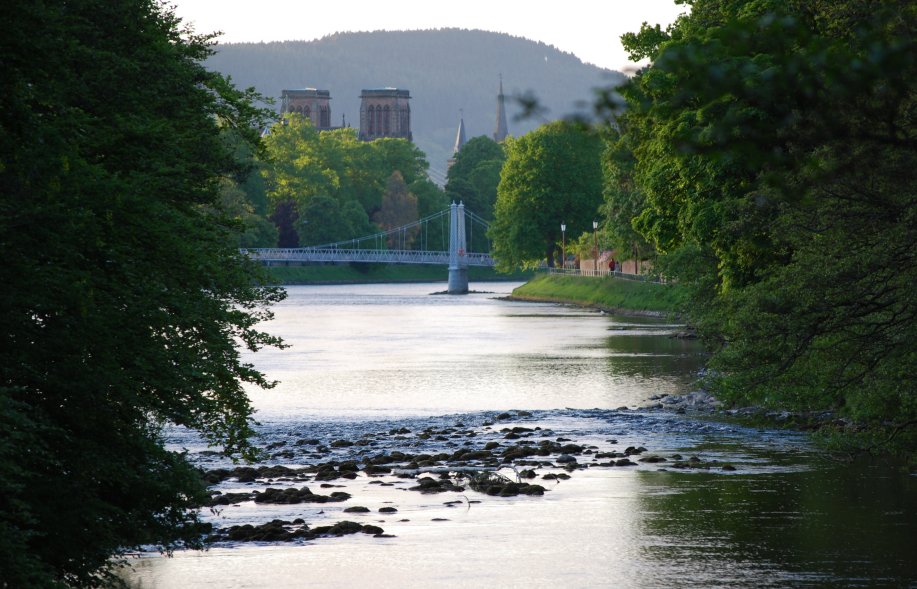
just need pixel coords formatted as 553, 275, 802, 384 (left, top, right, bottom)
501, 293, 670, 318
509, 274, 685, 317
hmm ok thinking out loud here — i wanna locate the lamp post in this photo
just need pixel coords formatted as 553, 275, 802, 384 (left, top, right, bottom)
560, 222, 566, 273
592, 220, 598, 275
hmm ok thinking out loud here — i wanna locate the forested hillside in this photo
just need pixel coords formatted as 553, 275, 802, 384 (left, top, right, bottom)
206, 29, 623, 183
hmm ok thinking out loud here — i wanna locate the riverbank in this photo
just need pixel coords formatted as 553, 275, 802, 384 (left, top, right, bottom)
262, 263, 533, 285
509, 273, 686, 316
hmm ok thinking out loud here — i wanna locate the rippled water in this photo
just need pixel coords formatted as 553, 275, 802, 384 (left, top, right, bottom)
123, 282, 917, 589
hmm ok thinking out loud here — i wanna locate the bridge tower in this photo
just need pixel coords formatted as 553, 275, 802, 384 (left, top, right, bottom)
448, 201, 469, 294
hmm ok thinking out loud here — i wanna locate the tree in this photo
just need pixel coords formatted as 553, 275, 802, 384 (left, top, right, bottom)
373, 171, 419, 249
599, 126, 654, 265
260, 121, 436, 246
298, 194, 375, 245
489, 121, 603, 270
262, 115, 340, 208
0, 1, 283, 585
611, 0, 917, 435
445, 135, 506, 220
374, 137, 430, 186
217, 179, 279, 248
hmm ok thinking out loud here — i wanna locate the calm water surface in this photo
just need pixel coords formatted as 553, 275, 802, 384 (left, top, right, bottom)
125, 282, 917, 589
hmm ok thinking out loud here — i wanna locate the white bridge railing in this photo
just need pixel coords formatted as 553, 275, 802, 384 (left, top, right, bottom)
241, 247, 495, 267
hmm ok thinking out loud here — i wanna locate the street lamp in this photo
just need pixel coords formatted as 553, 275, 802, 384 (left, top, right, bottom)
560, 222, 566, 272
592, 220, 598, 274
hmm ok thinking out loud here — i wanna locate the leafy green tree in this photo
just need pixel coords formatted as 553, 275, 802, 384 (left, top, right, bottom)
489, 121, 603, 270
260, 120, 436, 246
445, 136, 506, 220
599, 126, 654, 265
374, 172, 420, 249
299, 194, 374, 245
0, 0, 283, 585
374, 137, 430, 186
612, 0, 917, 434
409, 178, 449, 251
269, 200, 301, 247
318, 128, 386, 215
262, 115, 340, 207
217, 179, 279, 248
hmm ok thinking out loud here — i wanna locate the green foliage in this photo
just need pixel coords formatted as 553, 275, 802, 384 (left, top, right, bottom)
489, 121, 604, 271
445, 136, 506, 220
298, 194, 373, 245
374, 172, 419, 249
600, 127, 655, 259
217, 179, 278, 248
373, 138, 430, 186
0, 0, 283, 585
260, 116, 440, 247
610, 0, 917, 433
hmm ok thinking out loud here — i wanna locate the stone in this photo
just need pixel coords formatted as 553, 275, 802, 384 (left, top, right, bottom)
311, 521, 363, 536
638, 455, 667, 463
207, 492, 253, 506
253, 487, 350, 504
360, 525, 384, 535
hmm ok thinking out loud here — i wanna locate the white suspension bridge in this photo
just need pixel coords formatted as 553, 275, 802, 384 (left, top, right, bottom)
241, 202, 493, 294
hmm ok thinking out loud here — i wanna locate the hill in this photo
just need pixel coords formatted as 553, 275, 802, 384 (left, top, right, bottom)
206, 29, 625, 183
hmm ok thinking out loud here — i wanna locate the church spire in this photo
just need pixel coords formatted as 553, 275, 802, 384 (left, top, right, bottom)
452, 110, 467, 154
493, 74, 509, 143
447, 111, 467, 171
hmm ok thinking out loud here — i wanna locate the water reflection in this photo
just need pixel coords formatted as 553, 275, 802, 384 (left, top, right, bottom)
636, 462, 917, 587
247, 283, 706, 420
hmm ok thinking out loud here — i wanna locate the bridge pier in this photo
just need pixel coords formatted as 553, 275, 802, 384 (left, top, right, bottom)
447, 201, 469, 294
448, 267, 468, 294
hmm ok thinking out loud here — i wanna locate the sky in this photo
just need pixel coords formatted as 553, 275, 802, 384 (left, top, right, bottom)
171, 0, 688, 73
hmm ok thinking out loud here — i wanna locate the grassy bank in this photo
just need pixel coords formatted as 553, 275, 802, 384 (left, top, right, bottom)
263, 263, 533, 285
511, 273, 685, 316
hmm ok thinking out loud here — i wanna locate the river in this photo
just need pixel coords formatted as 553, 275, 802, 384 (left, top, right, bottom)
124, 282, 916, 588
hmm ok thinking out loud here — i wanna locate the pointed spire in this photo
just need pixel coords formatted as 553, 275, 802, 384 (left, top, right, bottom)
493, 74, 509, 143
452, 110, 467, 155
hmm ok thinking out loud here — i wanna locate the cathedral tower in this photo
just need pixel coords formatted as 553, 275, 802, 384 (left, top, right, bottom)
359, 88, 412, 141
280, 88, 333, 130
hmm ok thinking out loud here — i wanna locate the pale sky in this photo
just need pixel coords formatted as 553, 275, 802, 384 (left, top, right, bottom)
172, 0, 688, 73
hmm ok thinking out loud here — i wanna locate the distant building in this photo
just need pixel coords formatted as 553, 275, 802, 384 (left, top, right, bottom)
280, 88, 334, 130
447, 113, 467, 170
493, 75, 509, 143
358, 88, 412, 141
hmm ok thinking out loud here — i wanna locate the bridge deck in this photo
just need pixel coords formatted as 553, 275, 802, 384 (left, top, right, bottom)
242, 248, 495, 267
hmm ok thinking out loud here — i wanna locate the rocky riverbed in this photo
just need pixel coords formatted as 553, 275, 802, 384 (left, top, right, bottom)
172, 408, 810, 547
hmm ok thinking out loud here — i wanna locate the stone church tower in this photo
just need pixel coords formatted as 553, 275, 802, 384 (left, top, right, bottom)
280, 88, 333, 130
358, 88, 412, 141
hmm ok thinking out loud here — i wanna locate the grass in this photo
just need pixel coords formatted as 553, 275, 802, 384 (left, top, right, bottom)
510, 273, 686, 315
262, 263, 533, 285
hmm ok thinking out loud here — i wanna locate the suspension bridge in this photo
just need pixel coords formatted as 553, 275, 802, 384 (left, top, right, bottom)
241, 202, 493, 294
